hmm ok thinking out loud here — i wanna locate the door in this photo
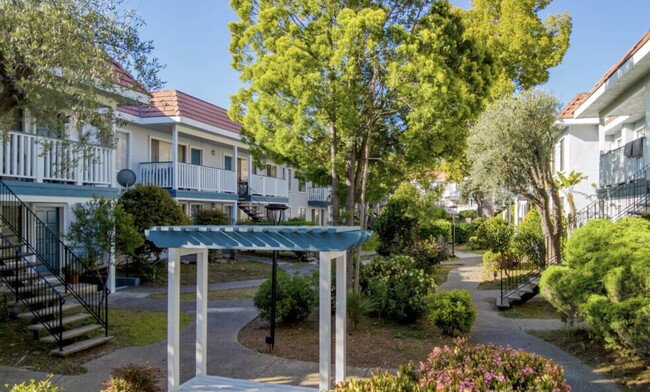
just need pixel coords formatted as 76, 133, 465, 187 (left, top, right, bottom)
191, 148, 202, 166
35, 207, 60, 272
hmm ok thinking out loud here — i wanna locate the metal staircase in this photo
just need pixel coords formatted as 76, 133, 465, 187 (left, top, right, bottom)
237, 181, 270, 223
0, 179, 112, 356
496, 255, 561, 309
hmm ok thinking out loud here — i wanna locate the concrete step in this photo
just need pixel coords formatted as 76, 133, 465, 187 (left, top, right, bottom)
17, 302, 82, 319
0, 252, 35, 263
50, 335, 113, 357
40, 323, 102, 343
507, 292, 521, 302
496, 297, 510, 309
518, 284, 534, 294
56, 283, 99, 296
3, 271, 40, 283
27, 313, 92, 331
17, 278, 62, 293
0, 260, 34, 271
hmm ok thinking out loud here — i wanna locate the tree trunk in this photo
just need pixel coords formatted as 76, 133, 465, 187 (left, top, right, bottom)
355, 128, 372, 292
330, 125, 340, 225
345, 142, 357, 290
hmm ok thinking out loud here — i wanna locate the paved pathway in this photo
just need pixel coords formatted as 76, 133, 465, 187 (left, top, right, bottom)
0, 252, 621, 391
439, 252, 620, 392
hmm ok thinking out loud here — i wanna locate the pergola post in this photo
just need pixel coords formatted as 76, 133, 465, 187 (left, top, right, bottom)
167, 248, 181, 392
318, 251, 331, 391
196, 249, 209, 377
335, 253, 347, 384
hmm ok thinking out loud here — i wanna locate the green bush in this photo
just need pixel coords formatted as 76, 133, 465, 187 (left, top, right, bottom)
419, 219, 451, 242
475, 217, 513, 253
283, 218, 317, 226
347, 290, 376, 330
541, 218, 650, 358
403, 237, 448, 271
425, 289, 476, 336
453, 221, 474, 244
102, 363, 162, 392
334, 364, 418, 391
482, 250, 518, 280
373, 199, 418, 255
361, 255, 436, 323
513, 209, 545, 267
194, 208, 230, 225
459, 209, 478, 220
7, 377, 60, 392
254, 269, 318, 323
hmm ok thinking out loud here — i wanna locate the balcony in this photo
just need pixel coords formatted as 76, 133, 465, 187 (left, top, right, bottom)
308, 187, 331, 202
599, 137, 647, 187
139, 161, 237, 193
248, 174, 288, 198
0, 131, 113, 186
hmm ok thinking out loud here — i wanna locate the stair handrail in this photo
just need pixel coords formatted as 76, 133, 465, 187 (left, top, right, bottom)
499, 253, 562, 306
574, 162, 650, 229
0, 235, 66, 350
0, 179, 108, 335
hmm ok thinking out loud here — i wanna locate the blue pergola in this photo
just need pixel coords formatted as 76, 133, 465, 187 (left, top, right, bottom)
145, 225, 372, 392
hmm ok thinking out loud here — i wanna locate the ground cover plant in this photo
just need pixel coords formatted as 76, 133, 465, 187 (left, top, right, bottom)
540, 218, 650, 359
334, 339, 570, 391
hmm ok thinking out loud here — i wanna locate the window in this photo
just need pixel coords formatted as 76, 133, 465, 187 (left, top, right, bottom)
224, 205, 233, 223
10, 109, 24, 132
311, 209, 320, 224
151, 139, 186, 162
298, 208, 306, 220
191, 148, 202, 166
224, 155, 233, 171
190, 204, 202, 223
288, 169, 292, 190
266, 164, 277, 178
115, 131, 130, 171
298, 178, 306, 192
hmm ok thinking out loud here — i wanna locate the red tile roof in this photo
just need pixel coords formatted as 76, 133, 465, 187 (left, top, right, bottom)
117, 90, 241, 134
557, 93, 588, 119
582, 30, 650, 105
108, 59, 149, 96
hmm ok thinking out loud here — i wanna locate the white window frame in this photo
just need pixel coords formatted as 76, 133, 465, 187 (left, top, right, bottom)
190, 147, 204, 166
224, 154, 233, 171
149, 136, 188, 163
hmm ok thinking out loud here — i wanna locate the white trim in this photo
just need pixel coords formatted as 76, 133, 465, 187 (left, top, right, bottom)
196, 249, 208, 377
190, 146, 204, 166
148, 135, 188, 163
557, 118, 600, 125
319, 252, 332, 391
602, 116, 630, 134
168, 248, 181, 392
335, 254, 347, 384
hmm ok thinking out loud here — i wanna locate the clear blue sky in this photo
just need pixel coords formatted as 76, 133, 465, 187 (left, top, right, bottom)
126, 0, 650, 110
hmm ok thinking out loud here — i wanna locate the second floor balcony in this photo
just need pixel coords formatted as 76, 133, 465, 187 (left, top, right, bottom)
308, 187, 331, 203
139, 161, 237, 194
0, 131, 113, 186
248, 174, 288, 199
599, 137, 647, 187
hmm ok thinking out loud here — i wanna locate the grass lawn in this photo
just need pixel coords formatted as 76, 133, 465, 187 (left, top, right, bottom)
432, 264, 461, 286
238, 314, 456, 369
0, 309, 193, 375
533, 328, 650, 391
147, 286, 259, 302
454, 243, 485, 254
498, 298, 560, 319
149, 261, 272, 286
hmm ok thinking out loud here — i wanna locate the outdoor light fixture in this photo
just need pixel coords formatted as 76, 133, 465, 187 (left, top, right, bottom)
264, 203, 288, 350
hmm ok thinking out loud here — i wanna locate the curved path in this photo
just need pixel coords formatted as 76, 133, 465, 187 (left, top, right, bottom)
439, 252, 620, 392
0, 253, 621, 391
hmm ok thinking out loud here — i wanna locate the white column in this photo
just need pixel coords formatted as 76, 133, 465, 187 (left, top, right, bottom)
645, 83, 650, 168
167, 248, 181, 392
248, 154, 253, 190
196, 248, 208, 377
233, 146, 239, 224
172, 125, 178, 191
319, 252, 332, 391
335, 252, 347, 384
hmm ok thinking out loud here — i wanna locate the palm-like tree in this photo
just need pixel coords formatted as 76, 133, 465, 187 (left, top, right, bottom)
555, 171, 587, 229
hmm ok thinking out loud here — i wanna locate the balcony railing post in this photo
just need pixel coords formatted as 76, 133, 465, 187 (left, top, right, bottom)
35, 141, 44, 183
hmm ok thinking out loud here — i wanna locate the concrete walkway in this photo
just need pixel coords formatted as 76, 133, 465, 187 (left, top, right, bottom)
0, 252, 621, 391
439, 252, 620, 392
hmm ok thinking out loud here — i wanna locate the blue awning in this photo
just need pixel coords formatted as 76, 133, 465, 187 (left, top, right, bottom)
145, 225, 372, 252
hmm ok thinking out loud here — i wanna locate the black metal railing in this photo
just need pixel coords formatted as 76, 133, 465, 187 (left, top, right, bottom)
0, 180, 108, 342
574, 163, 650, 229
499, 254, 562, 306
237, 181, 271, 223
0, 234, 65, 349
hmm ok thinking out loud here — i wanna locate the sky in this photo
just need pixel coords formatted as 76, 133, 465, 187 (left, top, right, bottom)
125, 0, 650, 110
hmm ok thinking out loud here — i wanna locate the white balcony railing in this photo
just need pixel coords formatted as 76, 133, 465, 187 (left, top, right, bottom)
0, 131, 112, 185
599, 137, 648, 187
308, 187, 331, 202
249, 174, 288, 198
139, 161, 237, 193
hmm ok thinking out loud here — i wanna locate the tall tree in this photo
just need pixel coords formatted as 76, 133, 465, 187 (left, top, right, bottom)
468, 90, 564, 262
0, 0, 162, 144
229, 0, 492, 287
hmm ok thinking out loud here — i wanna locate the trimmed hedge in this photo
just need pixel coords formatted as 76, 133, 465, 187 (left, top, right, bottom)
254, 269, 318, 323
425, 289, 476, 336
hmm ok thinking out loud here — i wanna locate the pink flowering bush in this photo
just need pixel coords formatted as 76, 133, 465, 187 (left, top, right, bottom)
335, 339, 570, 391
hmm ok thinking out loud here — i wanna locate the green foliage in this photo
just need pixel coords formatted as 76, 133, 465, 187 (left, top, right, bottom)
346, 290, 377, 330
513, 209, 545, 267
403, 238, 449, 271
453, 222, 474, 244
425, 289, 476, 336
118, 185, 190, 280
459, 209, 478, 220
66, 196, 142, 264
254, 270, 318, 323
102, 363, 161, 392
281, 218, 317, 226
0, 0, 162, 145
334, 365, 419, 392
541, 218, 650, 358
420, 219, 451, 242
474, 217, 513, 253
360, 255, 436, 323
6, 377, 60, 392
194, 209, 230, 225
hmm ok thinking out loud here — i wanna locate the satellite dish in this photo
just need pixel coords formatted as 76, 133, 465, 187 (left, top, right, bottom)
116, 169, 136, 189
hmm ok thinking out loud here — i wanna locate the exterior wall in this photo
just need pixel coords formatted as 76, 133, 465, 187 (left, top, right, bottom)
562, 124, 600, 212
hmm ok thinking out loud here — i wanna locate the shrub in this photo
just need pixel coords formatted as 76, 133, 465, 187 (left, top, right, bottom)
282, 218, 317, 226
482, 250, 518, 281
453, 222, 474, 244
419, 219, 452, 242
194, 208, 230, 225
474, 217, 512, 253
403, 237, 448, 271
334, 364, 419, 391
254, 269, 318, 323
7, 377, 60, 392
541, 217, 650, 358
373, 200, 418, 255
102, 363, 162, 392
347, 290, 376, 330
361, 255, 436, 323
512, 209, 545, 267
419, 340, 570, 391
425, 289, 476, 336
459, 209, 478, 221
